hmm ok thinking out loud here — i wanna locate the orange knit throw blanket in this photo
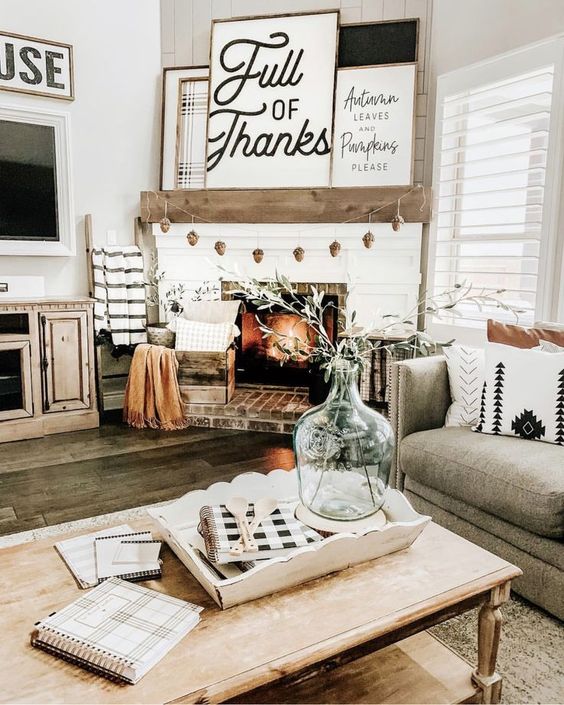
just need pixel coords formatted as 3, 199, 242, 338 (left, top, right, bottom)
123, 344, 188, 430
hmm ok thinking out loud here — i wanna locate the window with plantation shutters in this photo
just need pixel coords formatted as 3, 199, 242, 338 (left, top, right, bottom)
427, 37, 564, 339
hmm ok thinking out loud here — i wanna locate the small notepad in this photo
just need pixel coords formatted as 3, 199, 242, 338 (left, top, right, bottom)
95, 532, 162, 583
113, 540, 162, 565
199, 503, 322, 563
31, 578, 202, 684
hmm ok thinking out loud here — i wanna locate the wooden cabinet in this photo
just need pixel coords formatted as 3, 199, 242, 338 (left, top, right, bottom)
40, 311, 90, 413
0, 298, 98, 443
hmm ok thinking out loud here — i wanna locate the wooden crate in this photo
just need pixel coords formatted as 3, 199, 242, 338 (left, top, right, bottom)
176, 346, 235, 404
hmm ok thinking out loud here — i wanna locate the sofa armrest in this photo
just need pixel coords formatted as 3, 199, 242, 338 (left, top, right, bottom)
389, 356, 451, 490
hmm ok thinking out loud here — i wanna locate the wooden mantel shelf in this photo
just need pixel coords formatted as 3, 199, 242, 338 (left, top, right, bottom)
140, 186, 432, 224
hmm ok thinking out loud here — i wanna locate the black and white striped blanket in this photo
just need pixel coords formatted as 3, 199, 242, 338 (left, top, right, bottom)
92, 246, 147, 346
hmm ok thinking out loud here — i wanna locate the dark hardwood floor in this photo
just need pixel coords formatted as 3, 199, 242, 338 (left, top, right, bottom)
0, 420, 294, 536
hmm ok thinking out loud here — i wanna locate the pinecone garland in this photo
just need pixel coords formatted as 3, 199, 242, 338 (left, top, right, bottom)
159, 217, 171, 233
186, 229, 199, 246
214, 240, 226, 256
293, 246, 305, 262
362, 230, 375, 249
252, 248, 264, 263
329, 240, 341, 257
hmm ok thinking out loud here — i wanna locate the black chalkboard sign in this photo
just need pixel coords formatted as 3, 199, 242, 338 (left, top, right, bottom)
338, 19, 418, 68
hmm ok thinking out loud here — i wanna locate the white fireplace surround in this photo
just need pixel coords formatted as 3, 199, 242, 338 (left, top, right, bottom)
154, 222, 422, 329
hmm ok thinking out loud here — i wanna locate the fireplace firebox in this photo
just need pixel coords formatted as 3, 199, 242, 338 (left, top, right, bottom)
221, 282, 347, 387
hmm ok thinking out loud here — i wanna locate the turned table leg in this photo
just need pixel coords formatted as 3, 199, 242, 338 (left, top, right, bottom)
472, 581, 511, 704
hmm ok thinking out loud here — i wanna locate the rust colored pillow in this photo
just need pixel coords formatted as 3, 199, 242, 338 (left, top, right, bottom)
487, 320, 564, 349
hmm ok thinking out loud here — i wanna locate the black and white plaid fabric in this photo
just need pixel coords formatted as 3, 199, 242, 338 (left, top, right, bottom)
199, 503, 322, 563
176, 78, 208, 189
32, 578, 202, 684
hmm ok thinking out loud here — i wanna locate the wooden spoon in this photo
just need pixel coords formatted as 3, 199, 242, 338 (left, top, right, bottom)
233, 497, 278, 554
226, 496, 256, 555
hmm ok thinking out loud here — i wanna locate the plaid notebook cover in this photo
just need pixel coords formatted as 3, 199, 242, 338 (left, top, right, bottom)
31, 577, 202, 684
199, 503, 322, 563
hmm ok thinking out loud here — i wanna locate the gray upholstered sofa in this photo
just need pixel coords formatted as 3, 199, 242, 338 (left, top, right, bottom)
390, 356, 564, 620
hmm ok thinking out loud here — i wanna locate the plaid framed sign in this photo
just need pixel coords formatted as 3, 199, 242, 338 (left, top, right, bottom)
160, 65, 208, 190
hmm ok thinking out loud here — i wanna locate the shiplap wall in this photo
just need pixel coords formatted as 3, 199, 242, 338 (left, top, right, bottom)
160, 0, 433, 185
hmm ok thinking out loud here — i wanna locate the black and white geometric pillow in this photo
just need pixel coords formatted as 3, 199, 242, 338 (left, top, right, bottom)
443, 345, 485, 427
473, 342, 564, 446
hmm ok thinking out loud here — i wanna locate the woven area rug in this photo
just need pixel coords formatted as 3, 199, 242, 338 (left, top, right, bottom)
1, 506, 563, 704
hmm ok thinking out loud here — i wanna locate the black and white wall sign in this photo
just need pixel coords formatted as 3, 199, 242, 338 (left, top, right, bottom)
0, 31, 73, 100
331, 64, 416, 187
205, 12, 338, 189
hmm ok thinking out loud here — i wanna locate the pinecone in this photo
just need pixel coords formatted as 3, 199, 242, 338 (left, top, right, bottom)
293, 246, 305, 262
329, 240, 341, 257
186, 229, 199, 246
159, 217, 171, 233
391, 214, 405, 232
362, 230, 375, 248
253, 248, 264, 263
214, 240, 226, 256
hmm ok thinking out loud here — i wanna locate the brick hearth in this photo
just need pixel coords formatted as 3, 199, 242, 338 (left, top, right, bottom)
184, 385, 310, 434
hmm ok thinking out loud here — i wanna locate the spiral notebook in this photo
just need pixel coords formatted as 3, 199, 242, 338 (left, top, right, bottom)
55, 524, 134, 589
31, 577, 203, 684
94, 532, 162, 583
199, 503, 322, 563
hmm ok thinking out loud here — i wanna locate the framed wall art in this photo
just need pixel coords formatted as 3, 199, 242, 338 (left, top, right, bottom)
205, 11, 339, 190
331, 63, 416, 187
0, 104, 75, 256
160, 65, 208, 190
338, 19, 419, 68
0, 31, 74, 100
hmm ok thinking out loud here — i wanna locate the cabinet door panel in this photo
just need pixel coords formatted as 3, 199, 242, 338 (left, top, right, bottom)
40, 312, 90, 413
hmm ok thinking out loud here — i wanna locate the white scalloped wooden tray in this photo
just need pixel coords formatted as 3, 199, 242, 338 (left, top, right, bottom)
147, 469, 430, 609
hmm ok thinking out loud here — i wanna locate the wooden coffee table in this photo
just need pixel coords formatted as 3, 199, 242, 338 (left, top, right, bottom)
0, 520, 520, 704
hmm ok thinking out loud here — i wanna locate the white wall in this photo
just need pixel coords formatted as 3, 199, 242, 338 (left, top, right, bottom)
0, 0, 161, 296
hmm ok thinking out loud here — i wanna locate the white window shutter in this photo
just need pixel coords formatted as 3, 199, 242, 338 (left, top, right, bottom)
427, 37, 564, 341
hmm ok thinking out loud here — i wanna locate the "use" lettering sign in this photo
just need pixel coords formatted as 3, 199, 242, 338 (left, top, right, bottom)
0, 31, 73, 100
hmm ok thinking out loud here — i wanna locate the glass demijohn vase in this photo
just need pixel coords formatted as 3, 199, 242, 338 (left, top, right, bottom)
294, 359, 394, 521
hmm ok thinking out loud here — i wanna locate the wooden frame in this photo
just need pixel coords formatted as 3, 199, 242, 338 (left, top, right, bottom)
0, 339, 33, 421
0, 30, 74, 100
331, 62, 417, 188
338, 17, 420, 68
205, 10, 340, 190
159, 65, 208, 190
0, 104, 75, 256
